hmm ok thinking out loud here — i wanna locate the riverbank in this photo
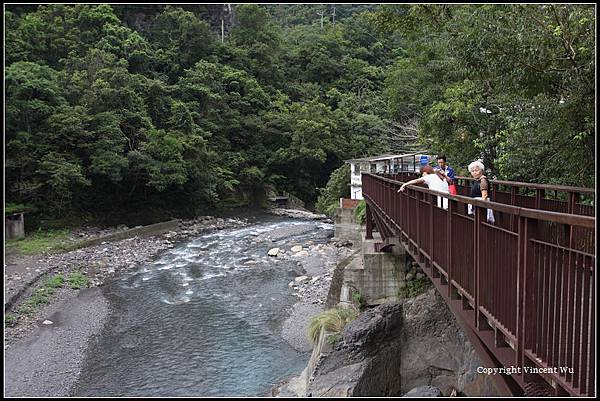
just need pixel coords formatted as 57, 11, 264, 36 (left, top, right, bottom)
4, 216, 249, 345
4, 209, 336, 397
277, 239, 355, 352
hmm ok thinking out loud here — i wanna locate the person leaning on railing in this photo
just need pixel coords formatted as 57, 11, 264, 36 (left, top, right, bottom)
467, 160, 495, 223
397, 165, 449, 209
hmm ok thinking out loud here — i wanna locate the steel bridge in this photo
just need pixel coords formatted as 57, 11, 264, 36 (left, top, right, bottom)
361, 172, 595, 397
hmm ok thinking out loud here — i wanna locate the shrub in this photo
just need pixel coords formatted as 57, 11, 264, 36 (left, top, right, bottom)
352, 291, 367, 310
398, 275, 432, 298
5, 314, 17, 326
45, 274, 65, 288
315, 164, 351, 217
354, 199, 366, 224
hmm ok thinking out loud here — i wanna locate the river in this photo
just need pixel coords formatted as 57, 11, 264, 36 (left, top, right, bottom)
72, 215, 333, 396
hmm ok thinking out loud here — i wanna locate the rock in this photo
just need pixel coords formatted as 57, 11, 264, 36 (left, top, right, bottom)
406, 273, 414, 281
294, 250, 309, 257
291, 245, 303, 253
268, 248, 280, 257
306, 303, 404, 397
42, 320, 53, 325
288, 281, 295, 288
294, 276, 310, 284
400, 289, 500, 396
416, 272, 424, 280
403, 386, 442, 397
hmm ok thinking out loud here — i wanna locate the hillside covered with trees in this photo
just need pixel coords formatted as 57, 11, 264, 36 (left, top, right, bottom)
5, 4, 595, 225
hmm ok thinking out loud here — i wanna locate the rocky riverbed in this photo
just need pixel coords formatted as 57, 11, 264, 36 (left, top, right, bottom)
4, 216, 249, 345
275, 240, 355, 353
5, 209, 346, 397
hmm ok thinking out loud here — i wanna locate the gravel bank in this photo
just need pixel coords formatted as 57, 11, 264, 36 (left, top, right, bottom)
277, 240, 355, 352
5, 216, 249, 336
4, 287, 109, 397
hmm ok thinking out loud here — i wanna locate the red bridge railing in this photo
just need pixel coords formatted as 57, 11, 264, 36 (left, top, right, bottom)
362, 172, 595, 397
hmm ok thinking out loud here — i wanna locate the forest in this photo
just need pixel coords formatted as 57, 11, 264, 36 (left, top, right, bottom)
5, 4, 595, 225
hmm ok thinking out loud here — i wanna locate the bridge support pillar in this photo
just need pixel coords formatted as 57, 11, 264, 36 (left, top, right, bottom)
339, 231, 406, 307
365, 204, 374, 240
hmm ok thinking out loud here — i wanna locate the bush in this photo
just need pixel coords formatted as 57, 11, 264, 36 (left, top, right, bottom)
307, 307, 359, 344
352, 291, 367, 310
398, 275, 432, 299
354, 199, 366, 224
315, 164, 351, 217
45, 274, 65, 288
5, 314, 17, 326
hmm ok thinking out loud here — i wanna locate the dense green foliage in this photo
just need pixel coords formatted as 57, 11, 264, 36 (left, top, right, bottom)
354, 200, 366, 225
5, 4, 392, 223
372, 4, 595, 185
315, 164, 350, 217
5, 5, 595, 226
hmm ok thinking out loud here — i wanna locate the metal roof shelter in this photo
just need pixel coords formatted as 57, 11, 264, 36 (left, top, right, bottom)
345, 151, 432, 200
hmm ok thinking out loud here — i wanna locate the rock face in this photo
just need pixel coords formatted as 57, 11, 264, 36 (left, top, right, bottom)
285, 288, 500, 397
306, 303, 404, 397
399, 289, 499, 397
402, 385, 442, 397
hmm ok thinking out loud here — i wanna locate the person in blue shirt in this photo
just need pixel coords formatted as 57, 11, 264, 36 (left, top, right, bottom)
434, 155, 457, 194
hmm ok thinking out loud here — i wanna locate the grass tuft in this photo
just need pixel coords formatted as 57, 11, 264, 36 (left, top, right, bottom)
307, 307, 359, 344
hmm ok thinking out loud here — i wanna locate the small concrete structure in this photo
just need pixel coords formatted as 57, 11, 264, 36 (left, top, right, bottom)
268, 196, 289, 208
333, 206, 362, 245
5, 212, 25, 240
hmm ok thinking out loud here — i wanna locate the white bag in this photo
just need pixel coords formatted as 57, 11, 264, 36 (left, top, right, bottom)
467, 199, 495, 224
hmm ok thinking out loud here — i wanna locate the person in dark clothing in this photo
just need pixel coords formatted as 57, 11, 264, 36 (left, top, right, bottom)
468, 160, 490, 200
434, 154, 457, 194
467, 160, 494, 223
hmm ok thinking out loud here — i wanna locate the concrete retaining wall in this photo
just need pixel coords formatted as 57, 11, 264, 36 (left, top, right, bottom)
339, 232, 406, 307
60, 219, 180, 252
333, 207, 362, 245
5, 213, 25, 240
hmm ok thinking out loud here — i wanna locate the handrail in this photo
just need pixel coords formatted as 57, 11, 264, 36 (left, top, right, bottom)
363, 173, 596, 228
454, 175, 596, 195
362, 171, 595, 397
387, 171, 596, 194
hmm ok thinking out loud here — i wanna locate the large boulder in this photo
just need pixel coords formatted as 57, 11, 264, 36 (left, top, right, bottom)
399, 289, 500, 396
306, 303, 404, 397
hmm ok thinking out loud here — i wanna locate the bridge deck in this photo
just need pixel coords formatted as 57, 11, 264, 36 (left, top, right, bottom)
362, 172, 595, 397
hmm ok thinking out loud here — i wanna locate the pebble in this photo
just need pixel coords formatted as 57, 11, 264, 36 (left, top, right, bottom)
294, 275, 310, 284
42, 320, 53, 325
